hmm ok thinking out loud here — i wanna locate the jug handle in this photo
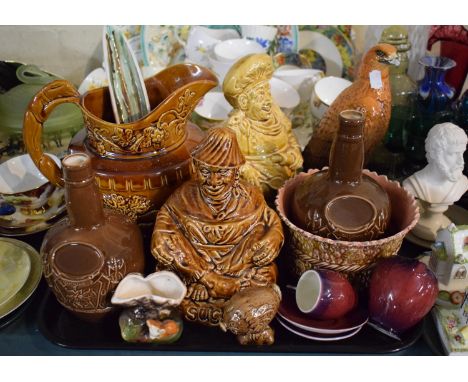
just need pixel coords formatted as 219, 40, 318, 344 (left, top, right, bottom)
23, 79, 81, 187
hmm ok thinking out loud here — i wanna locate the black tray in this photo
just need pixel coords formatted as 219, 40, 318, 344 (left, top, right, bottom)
38, 290, 423, 354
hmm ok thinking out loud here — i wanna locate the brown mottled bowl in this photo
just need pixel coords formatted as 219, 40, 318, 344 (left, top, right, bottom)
275, 169, 419, 279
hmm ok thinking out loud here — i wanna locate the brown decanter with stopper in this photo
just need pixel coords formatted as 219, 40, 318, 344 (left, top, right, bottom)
40, 153, 145, 321
292, 110, 391, 241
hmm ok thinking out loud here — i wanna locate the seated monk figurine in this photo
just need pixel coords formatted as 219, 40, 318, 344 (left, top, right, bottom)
151, 127, 284, 334
223, 53, 303, 198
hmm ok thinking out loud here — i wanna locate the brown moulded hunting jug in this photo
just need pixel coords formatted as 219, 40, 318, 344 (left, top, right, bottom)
291, 110, 391, 241
23, 64, 218, 221
40, 153, 145, 321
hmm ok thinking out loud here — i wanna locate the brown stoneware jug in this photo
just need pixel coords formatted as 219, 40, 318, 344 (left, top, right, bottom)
40, 153, 145, 321
23, 64, 218, 221
291, 110, 391, 241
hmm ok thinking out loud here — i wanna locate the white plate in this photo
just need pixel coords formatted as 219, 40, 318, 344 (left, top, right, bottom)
277, 310, 368, 335
299, 31, 343, 77
276, 316, 363, 341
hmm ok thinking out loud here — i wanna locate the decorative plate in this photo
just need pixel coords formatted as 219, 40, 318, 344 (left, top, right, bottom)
276, 316, 363, 341
103, 26, 150, 124
278, 288, 369, 334
0, 240, 30, 306
0, 238, 42, 319
297, 49, 327, 73
273, 25, 299, 54
0, 187, 65, 230
299, 26, 355, 80
141, 25, 189, 75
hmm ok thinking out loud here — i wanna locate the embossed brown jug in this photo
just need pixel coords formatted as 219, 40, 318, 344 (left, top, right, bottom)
41, 153, 145, 321
23, 64, 218, 221
291, 110, 391, 241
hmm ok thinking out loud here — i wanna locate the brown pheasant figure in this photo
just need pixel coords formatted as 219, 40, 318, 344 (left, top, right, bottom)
303, 43, 399, 170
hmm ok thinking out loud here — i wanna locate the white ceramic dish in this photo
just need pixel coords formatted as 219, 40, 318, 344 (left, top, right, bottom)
276, 316, 363, 341
273, 68, 323, 91
0, 154, 60, 195
194, 79, 299, 123
214, 38, 266, 62
311, 76, 352, 119
208, 51, 235, 83
78, 68, 108, 95
194, 91, 232, 122
240, 25, 277, 50
299, 31, 342, 77
270, 77, 300, 109
186, 26, 239, 67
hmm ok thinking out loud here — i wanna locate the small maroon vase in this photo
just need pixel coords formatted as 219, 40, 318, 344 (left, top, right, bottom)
369, 257, 438, 334
296, 269, 357, 320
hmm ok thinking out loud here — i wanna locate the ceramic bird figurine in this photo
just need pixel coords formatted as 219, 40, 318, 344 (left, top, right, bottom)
220, 285, 282, 345
303, 43, 399, 170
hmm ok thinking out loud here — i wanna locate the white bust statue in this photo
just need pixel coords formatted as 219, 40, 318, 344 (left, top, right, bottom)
403, 122, 468, 241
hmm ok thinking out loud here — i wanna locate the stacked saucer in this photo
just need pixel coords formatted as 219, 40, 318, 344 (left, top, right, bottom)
0, 238, 42, 327
277, 288, 368, 341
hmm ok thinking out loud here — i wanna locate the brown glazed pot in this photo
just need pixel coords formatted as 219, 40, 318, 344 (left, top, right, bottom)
40, 153, 145, 321
276, 169, 419, 279
292, 110, 391, 242
23, 64, 218, 221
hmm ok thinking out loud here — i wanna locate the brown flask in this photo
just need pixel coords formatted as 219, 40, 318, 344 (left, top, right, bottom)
292, 110, 391, 241
40, 153, 145, 321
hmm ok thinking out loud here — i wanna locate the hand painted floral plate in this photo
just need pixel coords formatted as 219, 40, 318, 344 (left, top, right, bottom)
299, 26, 355, 80
0, 187, 65, 230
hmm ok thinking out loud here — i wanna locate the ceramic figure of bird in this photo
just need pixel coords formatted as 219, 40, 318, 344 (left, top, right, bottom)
303, 43, 399, 170
220, 285, 282, 345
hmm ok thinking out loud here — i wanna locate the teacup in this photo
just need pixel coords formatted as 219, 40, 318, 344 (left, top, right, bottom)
270, 77, 300, 115
240, 25, 278, 51
193, 80, 300, 127
193, 91, 232, 130
273, 68, 323, 102
0, 154, 61, 213
186, 26, 239, 67
208, 51, 235, 83
310, 76, 352, 119
295, 269, 357, 320
214, 38, 266, 63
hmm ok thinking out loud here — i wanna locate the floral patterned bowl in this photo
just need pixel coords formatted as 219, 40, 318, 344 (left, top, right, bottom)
275, 169, 419, 279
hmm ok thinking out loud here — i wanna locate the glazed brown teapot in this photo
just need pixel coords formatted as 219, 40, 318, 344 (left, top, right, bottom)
23, 64, 218, 221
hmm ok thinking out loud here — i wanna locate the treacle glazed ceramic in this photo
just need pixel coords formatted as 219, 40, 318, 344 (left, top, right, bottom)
151, 128, 284, 342
276, 169, 419, 278
23, 64, 218, 221
40, 153, 145, 321
292, 110, 391, 241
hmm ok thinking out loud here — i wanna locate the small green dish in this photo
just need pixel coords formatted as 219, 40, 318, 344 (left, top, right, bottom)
0, 238, 42, 319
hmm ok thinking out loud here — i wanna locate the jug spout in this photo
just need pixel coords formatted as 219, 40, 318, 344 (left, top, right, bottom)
82, 63, 218, 157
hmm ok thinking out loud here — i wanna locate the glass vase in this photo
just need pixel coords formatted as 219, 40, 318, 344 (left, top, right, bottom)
405, 56, 456, 173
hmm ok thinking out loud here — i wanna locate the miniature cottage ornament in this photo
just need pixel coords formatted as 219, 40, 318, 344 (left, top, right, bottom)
425, 224, 468, 309
222, 53, 303, 198
403, 122, 468, 241
151, 127, 284, 345
111, 271, 186, 343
